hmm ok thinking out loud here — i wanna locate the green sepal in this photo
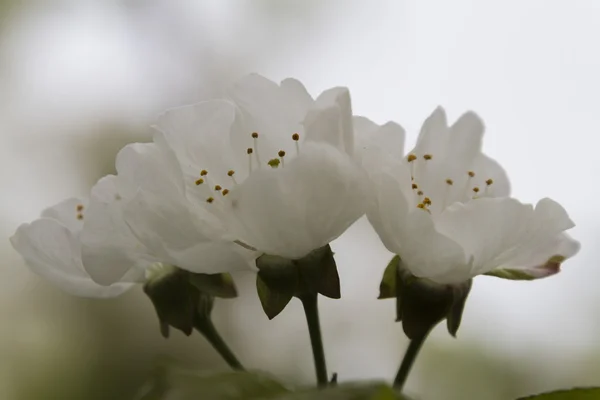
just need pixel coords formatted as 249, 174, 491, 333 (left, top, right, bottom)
189, 272, 238, 298
143, 266, 238, 337
378, 256, 472, 339
517, 387, 600, 399
484, 268, 535, 280
143, 267, 198, 338
255, 245, 341, 320
378, 255, 399, 299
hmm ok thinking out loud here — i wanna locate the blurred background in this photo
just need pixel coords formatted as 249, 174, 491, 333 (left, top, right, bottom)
2, 1, 600, 399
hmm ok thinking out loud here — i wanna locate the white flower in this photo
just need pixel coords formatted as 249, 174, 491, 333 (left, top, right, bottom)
125, 74, 367, 262
80, 139, 254, 286
361, 107, 580, 284
10, 198, 134, 298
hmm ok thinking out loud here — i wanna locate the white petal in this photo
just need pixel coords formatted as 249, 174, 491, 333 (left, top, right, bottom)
354, 116, 406, 163
10, 219, 132, 298
81, 176, 152, 285
41, 197, 87, 232
115, 140, 184, 196
155, 100, 242, 180
366, 161, 469, 283
312, 87, 354, 155
411, 106, 449, 157
303, 104, 345, 151
435, 197, 578, 278
228, 74, 303, 158
280, 78, 315, 121
225, 142, 367, 259
122, 189, 253, 274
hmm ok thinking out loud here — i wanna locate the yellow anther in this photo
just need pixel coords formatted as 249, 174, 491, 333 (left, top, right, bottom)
423, 197, 432, 205
76, 204, 84, 212
412, 183, 418, 190
76, 213, 84, 220
486, 178, 494, 186
222, 189, 230, 196
416, 203, 426, 209
251, 132, 259, 139
200, 170, 208, 176
292, 133, 300, 141
247, 148, 253, 154
423, 154, 433, 160
446, 178, 454, 185
417, 190, 424, 196
472, 187, 480, 193
278, 150, 286, 158
206, 197, 214, 203
195, 178, 204, 186
267, 158, 281, 168
468, 171, 475, 178
407, 154, 417, 162
214, 185, 222, 191
227, 170, 235, 176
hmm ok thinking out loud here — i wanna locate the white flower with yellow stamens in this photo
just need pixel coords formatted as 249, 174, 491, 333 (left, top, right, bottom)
360, 106, 579, 284
10, 198, 135, 297
122, 74, 368, 262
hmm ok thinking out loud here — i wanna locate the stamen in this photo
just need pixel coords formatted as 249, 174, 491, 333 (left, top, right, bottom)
278, 150, 286, 167
76, 204, 84, 212
468, 171, 475, 178
292, 133, 300, 155
201, 170, 208, 176
115, 194, 122, 201
228, 170, 237, 185
252, 132, 262, 167
267, 158, 281, 168
423, 197, 432, 206
407, 154, 417, 180
484, 178, 494, 196
417, 190, 424, 196
206, 197, 214, 204
214, 185, 222, 191
472, 187, 480, 193
423, 154, 432, 160
443, 178, 453, 209
463, 171, 476, 201
247, 148, 254, 172
222, 189, 230, 196
195, 178, 204, 186
76, 213, 84, 220
412, 183, 418, 190
416, 203, 426, 209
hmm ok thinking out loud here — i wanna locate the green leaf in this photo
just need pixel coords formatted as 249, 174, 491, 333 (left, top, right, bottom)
484, 268, 535, 280
378, 256, 399, 299
189, 272, 238, 298
135, 367, 290, 400
517, 388, 600, 399
275, 383, 406, 400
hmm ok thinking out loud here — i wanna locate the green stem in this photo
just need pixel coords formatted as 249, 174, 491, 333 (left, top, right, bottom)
393, 331, 430, 391
300, 294, 328, 388
194, 317, 244, 370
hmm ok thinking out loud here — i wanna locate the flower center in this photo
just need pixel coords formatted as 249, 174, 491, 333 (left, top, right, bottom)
192, 132, 303, 204
406, 153, 496, 212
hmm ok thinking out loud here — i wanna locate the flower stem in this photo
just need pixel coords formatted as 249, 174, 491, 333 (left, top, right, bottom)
300, 294, 328, 387
194, 317, 244, 370
393, 331, 430, 391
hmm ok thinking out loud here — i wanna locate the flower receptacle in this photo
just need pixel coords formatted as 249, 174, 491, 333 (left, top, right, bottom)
143, 265, 238, 338
255, 244, 340, 319
379, 256, 472, 339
